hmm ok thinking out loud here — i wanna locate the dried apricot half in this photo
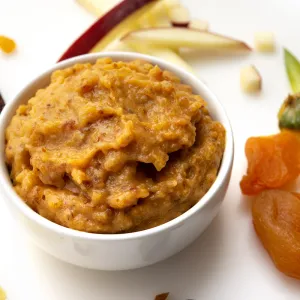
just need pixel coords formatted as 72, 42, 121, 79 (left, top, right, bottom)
0, 35, 16, 53
240, 131, 300, 195
252, 189, 300, 279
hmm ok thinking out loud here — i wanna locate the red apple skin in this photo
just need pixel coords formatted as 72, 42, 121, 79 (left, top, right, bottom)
58, 0, 155, 62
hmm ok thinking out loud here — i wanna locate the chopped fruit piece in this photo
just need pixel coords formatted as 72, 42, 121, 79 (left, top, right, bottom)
240, 65, 262, 93
278, 93, 300, 130
252, 190, 300, 280
76, 0, 121, 16
122, 27, 251, 51
138, 0, 180, 27
284, 48, 300, 93
240, 131, 300, 195
129, 43, 194, 73
155, 293, 169, 300
189, 19, 209, 31
58, 0, 156, 61
140, 0, 181, 20
254, 32, 275, 53
169, 5, 190, 27
0, 35, 16, 53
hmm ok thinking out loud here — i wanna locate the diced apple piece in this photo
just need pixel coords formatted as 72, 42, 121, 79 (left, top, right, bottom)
189, 19, 209, 31
122, 27, 251, 52
139, 0, 181, 19
240, 65, 262, 93
136, 0, 180, 28
129, 43, 195, 73
254, 32, 275, 52
58, 0, 156, 61
169, 5, 190, 27
76, 0, 121, 16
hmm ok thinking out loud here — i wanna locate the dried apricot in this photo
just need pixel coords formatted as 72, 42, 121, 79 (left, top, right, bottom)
0, 35, 16, 53
252, 189, 300, 279
155, 293, 169, 300
240, 131, 300, 195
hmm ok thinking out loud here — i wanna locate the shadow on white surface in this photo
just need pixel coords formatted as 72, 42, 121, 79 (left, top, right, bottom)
8, 200, 298, 300
25, 212, 227, 300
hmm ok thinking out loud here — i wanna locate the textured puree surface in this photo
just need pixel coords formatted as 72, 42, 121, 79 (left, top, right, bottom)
5, 58, 225, 233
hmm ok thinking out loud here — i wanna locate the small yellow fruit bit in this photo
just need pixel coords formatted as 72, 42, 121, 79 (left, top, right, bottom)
0, 35, 16, 53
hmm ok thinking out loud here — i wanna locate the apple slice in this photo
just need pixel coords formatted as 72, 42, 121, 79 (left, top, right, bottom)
169, 5, 190, 27
129, 43, 194, 73
136, 0, 179, 28
104, 40, 133, 52
77, 0, 179, 17
122, 27, 251, 51
91, 0, 182, 53
130, 0, 180, 27
76, 0, 121, 16
91, 0, 181, 52
189, 19, 209, 31
146, 48, 195, 73
58, 0, 156, 61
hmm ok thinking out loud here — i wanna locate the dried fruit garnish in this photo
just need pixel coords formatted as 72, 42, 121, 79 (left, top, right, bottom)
252, 189, 300, 279
0, 35, 16, 53
155, 293, 169, 300
240, 131, 300, 195
0, 93, 5, 113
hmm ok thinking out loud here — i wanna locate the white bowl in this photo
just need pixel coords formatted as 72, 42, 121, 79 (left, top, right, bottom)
0, 52, 233, 270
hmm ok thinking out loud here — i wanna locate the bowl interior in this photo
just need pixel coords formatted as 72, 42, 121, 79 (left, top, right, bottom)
0, 52, 233, 240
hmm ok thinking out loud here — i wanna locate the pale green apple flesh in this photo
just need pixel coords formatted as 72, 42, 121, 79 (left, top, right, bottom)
122, 27, 251, 51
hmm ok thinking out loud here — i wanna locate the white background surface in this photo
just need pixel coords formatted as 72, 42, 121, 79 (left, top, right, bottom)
1, 0, 300, 299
